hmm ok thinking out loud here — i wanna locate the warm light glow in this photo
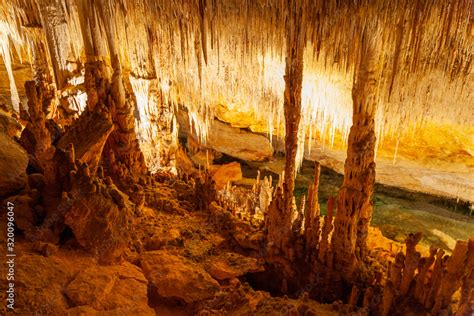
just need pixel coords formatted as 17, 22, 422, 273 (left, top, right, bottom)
0, 19, 23, 111
67, 91, 87, 114
130, 76, 152, 133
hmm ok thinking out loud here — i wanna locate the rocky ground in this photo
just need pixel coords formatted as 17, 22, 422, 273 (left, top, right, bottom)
0, 190, 345, 315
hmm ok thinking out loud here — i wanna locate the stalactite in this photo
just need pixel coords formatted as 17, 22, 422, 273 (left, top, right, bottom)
36, 0, 72, 89
0, 0, 471, 148
280, 0, 307, 247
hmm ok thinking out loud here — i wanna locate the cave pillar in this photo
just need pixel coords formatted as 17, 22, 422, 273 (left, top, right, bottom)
267, 0, 307, 252
331, 31, 380, 278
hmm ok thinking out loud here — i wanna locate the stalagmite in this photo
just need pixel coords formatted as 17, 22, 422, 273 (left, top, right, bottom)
19, 81, 57, 185
331, 27, 381, 279
282, 0, 307, 217
414, 245, 437, 301
457, 238, 474, 316
432, 240, 470, 314
267, 0, 307, 254
304, 162, 321, 259
399, 232, 422, 295
318, 197, 335, 265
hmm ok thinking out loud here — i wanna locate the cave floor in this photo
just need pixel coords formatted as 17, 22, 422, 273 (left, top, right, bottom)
0, 190, 342, 315
240, 158, 474, 254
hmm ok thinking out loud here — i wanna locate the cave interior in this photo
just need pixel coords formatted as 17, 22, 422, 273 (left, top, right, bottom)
0, 0, 473, 315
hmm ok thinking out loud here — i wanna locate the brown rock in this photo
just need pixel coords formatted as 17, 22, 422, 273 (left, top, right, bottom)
64, 262, 153, 314
0, 110, 22, 138
191, 150, 215, 167
176, 146, 197, 175
206, 120, 273, 161
145, 228, 181, 251
8, 252, 93, 315
0, 132, 28, 196
4, 194, 36, 235
63, 164, 134, 263
34, 241, 59, 257
65, 305, 155, 315
178, 111, 273, 162
140, 250, 220, 303
211, 162, 243, 188
207, 252, 264, 280
57, 112, 114, 174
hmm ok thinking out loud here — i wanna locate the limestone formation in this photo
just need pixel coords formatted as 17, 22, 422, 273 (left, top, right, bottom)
19, 81, 57, 184
331, 27, 380, 279
281, 0, 307, 246
211, 161, 243, 189
181, 114, 274, 162
304, 162, 322, 260
0, 1, 471, 315
57, 111, 114, 174
62, 162, 135, 264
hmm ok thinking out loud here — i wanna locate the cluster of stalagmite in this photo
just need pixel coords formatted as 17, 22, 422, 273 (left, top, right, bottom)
381, 234, 474, 316
217, 171, 272, 223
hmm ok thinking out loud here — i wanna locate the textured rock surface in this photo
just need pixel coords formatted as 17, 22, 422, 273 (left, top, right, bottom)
57, 112, 114, 174
0, 250, 93, 315
0, 110, 21, 137
211, 161, 243, 188
206, 252, 264, 280
64, 262, 154, 314
140, 250, 220, 303
63, 164, 134, 263
0, 132, 28, 196
178, 111, 273, 162
205, 120, 273, 161
331, 31, 380, 279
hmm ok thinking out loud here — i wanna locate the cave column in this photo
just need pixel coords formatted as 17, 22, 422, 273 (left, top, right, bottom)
267, 0, 307, 252
331, 31, 381, 278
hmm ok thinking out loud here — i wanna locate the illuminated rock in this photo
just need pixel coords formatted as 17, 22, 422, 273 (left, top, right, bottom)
178, 110, 273, 162
140, 250, 220, 303
201, 119, 273, 162
57, 112, 114, 174
64, 262, 154, 314
206, 252, 264, 281
62, 163, 134, 264
211, 161, 243, 188
0, 132, 28, 196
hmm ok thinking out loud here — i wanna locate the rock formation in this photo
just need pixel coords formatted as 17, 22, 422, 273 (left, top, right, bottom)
0, 0, 472, 315
331, 27, 380, 280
